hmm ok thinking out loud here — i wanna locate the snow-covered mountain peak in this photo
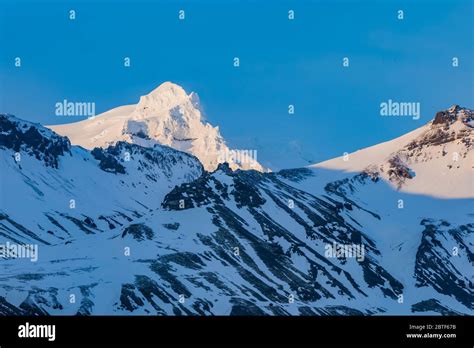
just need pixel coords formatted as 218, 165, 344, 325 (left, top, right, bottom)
408, 105, 473, 152
48, 82, 264, 172
312, 106, 473, 198
431, 104, 473, 128
131, 82, 203, 125
147, 81, 187, 97
135, 82, 195, 117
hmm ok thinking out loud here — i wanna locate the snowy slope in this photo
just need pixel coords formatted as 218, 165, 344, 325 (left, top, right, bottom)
0, 109, 472, 316
312, 105, 474, 198
49, 82, 264, 172
0, 114, 203, 246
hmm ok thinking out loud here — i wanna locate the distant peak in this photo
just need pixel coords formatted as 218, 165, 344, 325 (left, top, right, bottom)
448, 104, 461, 113
146, 81, 188, 98
432, 105, 473, 126
136, 82, 197, 113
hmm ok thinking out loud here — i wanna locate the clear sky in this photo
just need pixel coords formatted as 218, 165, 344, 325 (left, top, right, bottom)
0, 0, 472, 170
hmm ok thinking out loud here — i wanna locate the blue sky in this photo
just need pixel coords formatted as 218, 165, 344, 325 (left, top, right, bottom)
0, 0, 472, 170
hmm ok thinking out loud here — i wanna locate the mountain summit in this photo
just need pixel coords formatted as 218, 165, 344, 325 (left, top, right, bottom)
312, 105, 473, 198
49, 82, 264, 172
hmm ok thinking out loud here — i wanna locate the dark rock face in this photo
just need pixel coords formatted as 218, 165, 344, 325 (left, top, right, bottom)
214, 162, 232, 174
407, 128, 456, 149
122, 223, 154, 241
415, 220, 474, 309
432, 105, 473, 126
231, 172, 266, 208
162, 166, 404, 311
19, 288, 63, 315
0, 296, 26, 315
387, 156, 415, 189
277, 168, 314, 182
163, 222, 180, 230
96, 141, 204, 182
412, 299, 463, 315
406, 106, 473, 152
230, 298, 266, 315
91, 147, 126, 174
433, 110, 455, 125
0, 114, 70, 168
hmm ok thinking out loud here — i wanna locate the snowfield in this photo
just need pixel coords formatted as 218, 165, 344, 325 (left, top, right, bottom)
0, 103, 472, 316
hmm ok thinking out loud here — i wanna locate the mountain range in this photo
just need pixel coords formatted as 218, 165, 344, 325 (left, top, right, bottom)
0, 84, 472, 315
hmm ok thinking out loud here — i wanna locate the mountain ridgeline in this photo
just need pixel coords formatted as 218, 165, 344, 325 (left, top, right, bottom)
0, 104, 472, 316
